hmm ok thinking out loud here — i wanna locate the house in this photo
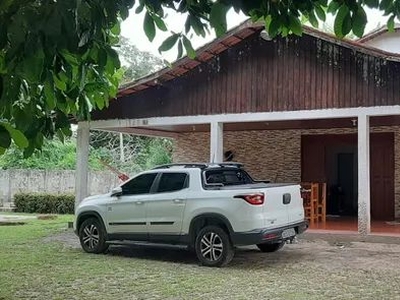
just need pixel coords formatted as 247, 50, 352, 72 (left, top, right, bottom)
76, 20, 400, 236
358, 24, 400, 53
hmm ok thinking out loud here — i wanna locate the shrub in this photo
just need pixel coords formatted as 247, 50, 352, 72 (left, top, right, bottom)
14, 193, 74, 214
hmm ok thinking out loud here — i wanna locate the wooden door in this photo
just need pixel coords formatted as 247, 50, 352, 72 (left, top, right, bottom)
301, 133, 395, 220
337, 153, 356, 215
370, 133, 395, 220
301, 136, 326, 182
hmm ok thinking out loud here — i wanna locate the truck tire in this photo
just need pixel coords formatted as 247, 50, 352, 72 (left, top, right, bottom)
195, 225, 234, 267
257, 242, 285, 253
79, 217, 109, 254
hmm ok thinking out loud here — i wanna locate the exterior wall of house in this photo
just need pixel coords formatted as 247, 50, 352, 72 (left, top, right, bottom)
93, 32, 400, 122
363, 31, 400, 54
173, 126, 400, 219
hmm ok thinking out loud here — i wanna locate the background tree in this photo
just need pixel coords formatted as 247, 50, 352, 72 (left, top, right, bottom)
0, 137, 105, 170
116, 36, 164, 84
0, 133, 172, 173
1, 0, 399, 157
89, 131, 172, 174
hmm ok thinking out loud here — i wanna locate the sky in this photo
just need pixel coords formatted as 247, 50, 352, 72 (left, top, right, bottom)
120, 6, 389, 63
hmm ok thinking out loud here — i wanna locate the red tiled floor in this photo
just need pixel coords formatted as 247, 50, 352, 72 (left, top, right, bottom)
307, 216, 400, 237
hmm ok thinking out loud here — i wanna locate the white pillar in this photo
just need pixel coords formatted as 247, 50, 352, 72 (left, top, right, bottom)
75, 121, 90, 210
357, 114, 371, 235
119, 133, 125, 162
210, 122, 223, 163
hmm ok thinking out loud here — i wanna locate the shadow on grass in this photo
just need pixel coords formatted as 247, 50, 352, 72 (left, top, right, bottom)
104, 243, 307, 269
107, 244, 198, 265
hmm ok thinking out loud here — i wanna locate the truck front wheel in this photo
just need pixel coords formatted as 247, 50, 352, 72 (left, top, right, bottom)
195, 225, 234, 267
79, 217, 109, 254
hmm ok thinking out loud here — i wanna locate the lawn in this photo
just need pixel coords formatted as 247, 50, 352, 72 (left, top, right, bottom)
1, 215, 400, 300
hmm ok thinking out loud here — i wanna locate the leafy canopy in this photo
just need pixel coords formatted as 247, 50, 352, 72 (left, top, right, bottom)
116, 36, 164, 85
0, 0, 398, 156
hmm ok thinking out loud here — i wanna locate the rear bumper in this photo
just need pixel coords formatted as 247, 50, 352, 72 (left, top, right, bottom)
231, 220, 308, 246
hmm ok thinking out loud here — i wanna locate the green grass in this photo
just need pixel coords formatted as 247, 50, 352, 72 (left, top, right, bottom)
1, 215, 400, 299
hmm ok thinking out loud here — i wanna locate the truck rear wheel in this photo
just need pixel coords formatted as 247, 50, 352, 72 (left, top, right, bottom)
257, 242, 285, 253
195, 225, 234, 267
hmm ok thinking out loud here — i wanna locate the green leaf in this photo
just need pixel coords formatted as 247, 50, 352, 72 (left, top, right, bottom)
289, 15, 303, 35
44, 80, 56, 110
16, 48, 45, 83
334, 5, 350, 38
152, 14, 167, 31
111, 22, 121, 35
187, 16, 206, 37
8, 128, 29, 148
119, 5, 129, 19
158, 34, 179, 53
185, 16, 191, 34
53, 73, 67, 91
352, 6, 367, 37
210, 3, 229, 37
315, 5, 326, 21
308, 11, 319, 28
144, 12, 156, 42
0, 126, 11, 149
379, 0, 393, 11
177, 40, 183, 59
0, 51, 5, 74
98, 48, 108, 68
59, 49, 79, 66
268, 18, 280, 38
364, 0, 379, 8
135, 4, 144, 14
0, 122, 28, 149
343, 12, 352, 36
327, 1, 341, 14
23, 144, 35, 158
388, 15, 395, 32
182, 36, 196, 59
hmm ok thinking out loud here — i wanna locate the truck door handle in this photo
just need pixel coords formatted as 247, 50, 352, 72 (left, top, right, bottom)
173, 199, 184, 204
135, 201, 144, 205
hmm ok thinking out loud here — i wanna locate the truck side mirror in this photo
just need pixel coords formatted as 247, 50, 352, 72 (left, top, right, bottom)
111, 186, 123, 197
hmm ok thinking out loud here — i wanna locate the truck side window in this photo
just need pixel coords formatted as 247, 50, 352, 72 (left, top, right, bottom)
205, 169, 253, 186
157, 173, 188, 193
122, 173, 157, 195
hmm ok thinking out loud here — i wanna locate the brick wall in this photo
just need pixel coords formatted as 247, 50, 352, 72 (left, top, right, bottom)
173, 126, 400, 219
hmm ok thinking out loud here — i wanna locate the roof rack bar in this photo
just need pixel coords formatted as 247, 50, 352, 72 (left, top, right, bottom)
152, 163, 243, 170
152, 163, 208, 170
209, 162, 243, 168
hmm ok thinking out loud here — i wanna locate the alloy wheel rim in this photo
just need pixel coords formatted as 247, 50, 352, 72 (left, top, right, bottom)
82, 224, 100, 250
200, 232, 223, 261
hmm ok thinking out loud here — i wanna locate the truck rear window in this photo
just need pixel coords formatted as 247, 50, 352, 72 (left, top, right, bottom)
203, 169, 253, 186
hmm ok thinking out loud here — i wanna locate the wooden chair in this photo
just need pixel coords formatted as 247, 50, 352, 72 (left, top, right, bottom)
316, 183, 327, 225
301, 183, 318, 226
301, 182, 326, 227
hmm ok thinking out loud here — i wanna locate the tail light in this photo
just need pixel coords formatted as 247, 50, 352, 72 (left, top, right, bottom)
234, 193, 264, 205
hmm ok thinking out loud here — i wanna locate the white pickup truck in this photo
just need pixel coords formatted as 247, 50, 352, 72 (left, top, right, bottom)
74, 163, 307, 267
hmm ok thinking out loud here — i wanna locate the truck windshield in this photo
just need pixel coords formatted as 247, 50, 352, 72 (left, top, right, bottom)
204, 169, 253, 186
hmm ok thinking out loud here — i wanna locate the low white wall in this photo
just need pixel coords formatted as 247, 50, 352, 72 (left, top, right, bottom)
0, 169, 120, 204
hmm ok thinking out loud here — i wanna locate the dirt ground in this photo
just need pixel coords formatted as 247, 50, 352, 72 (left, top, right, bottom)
47, 230, 400, 273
